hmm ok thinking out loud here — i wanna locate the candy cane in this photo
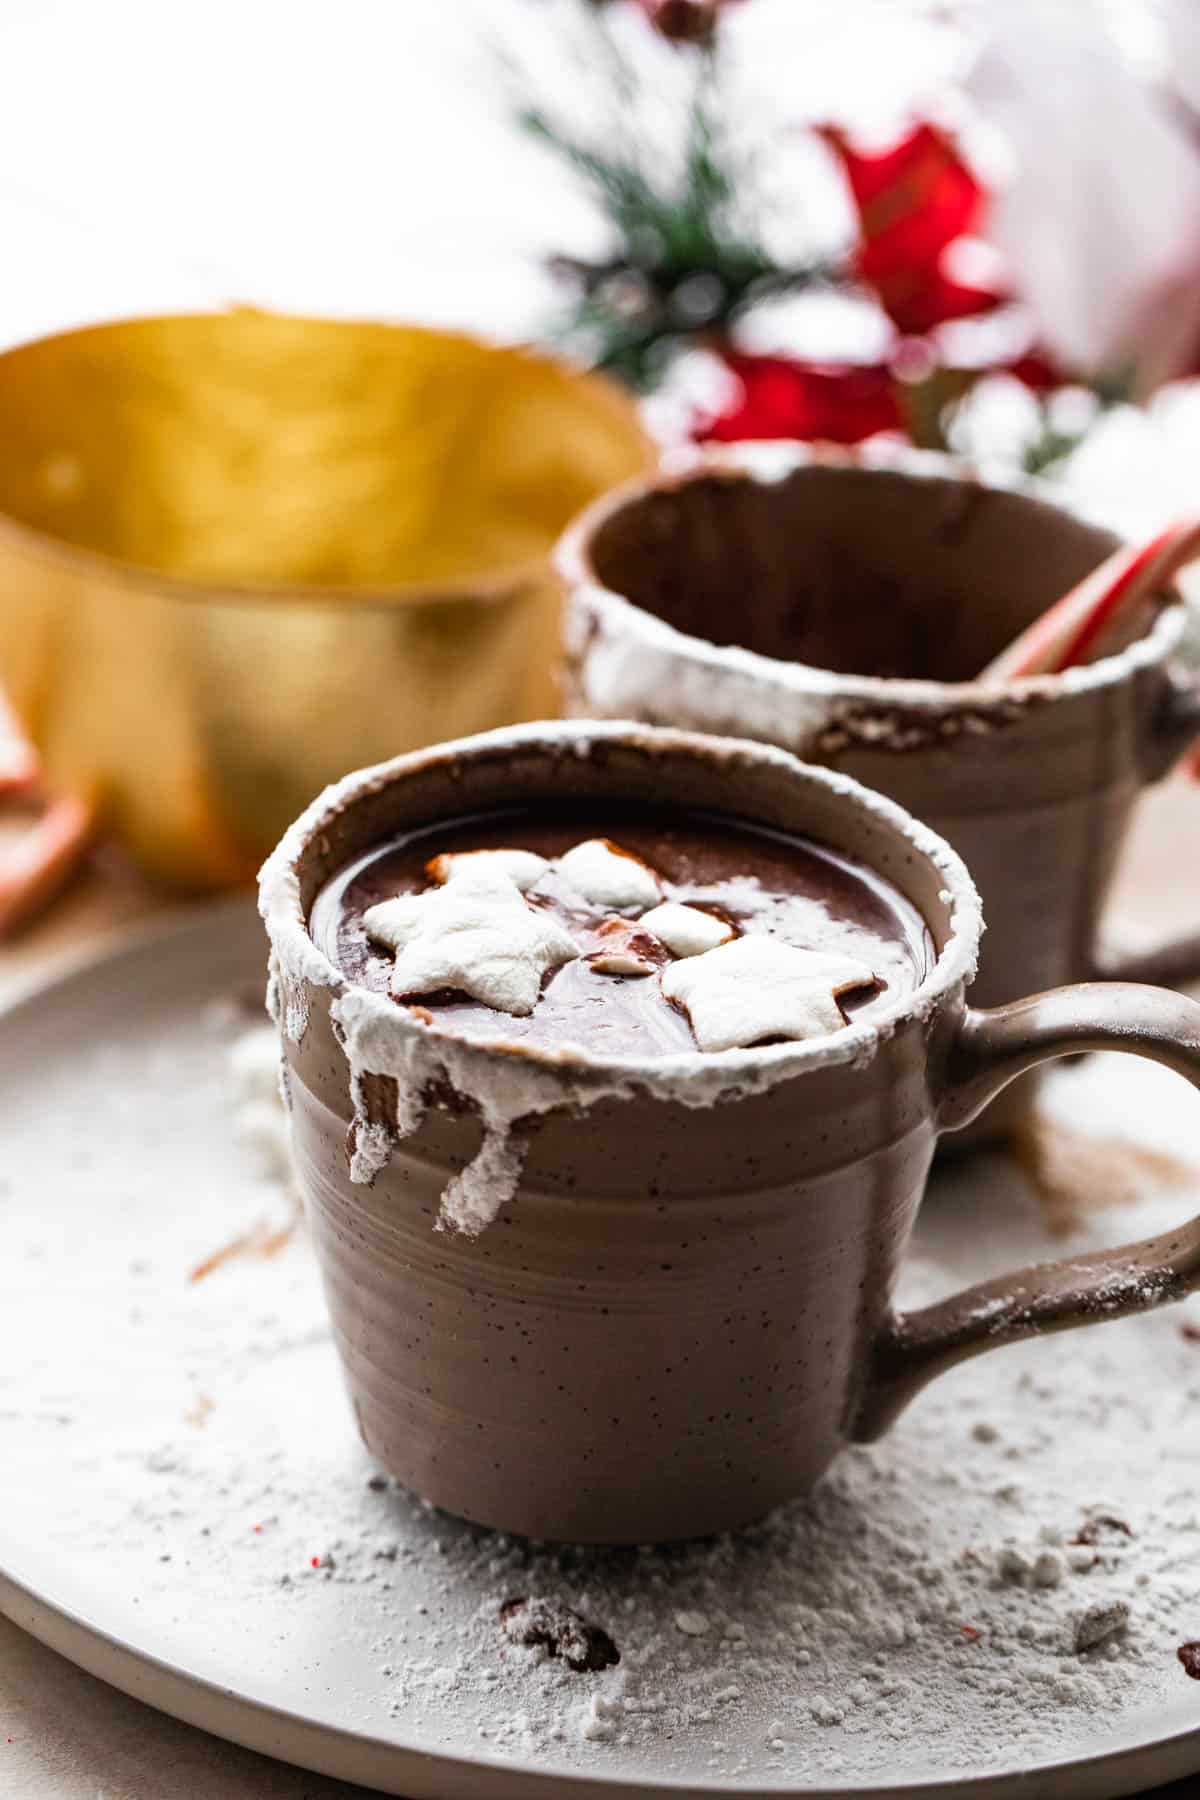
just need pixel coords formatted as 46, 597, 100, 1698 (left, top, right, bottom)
980, 518, 1200, 682
0, 684, 96, 936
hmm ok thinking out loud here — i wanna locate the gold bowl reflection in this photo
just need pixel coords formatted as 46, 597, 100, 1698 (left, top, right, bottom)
0, 313, 652, 888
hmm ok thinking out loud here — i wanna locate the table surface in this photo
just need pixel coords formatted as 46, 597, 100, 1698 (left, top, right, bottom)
2, 784, 1198, 1799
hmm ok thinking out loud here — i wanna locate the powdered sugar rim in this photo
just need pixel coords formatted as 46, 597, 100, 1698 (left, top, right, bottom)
556, 440, 1187, 715
257, 719, 982, 1102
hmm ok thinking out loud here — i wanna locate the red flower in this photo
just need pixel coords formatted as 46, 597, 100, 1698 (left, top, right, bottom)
634, 0, 743, 46
1004, 349, 1062, 391
694, 353, 901, 444
868, 265, 1003, 337
821, 123, 1005, 335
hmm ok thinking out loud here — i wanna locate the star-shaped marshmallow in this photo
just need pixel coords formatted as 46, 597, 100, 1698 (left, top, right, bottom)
557, 838, 662, 912
661, 935, 876, 1052
427, 848, 550, 892
641, 900, 735, 958
363, 868, 577, 1015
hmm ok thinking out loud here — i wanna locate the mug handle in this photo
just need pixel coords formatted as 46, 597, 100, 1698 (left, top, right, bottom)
854, 981, 1200, 1441
1091, 660, 1200, 986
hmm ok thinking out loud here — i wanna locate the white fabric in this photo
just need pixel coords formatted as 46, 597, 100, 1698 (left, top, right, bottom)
363, 869, 577, 1015
557, 839, 662, 911
641, 901, 735, 958
661, 935, 874, 1053
427, 849, 550, 892
968, 2, 1200, 390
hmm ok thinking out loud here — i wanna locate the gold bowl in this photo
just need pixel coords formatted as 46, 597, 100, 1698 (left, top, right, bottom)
0, 312, 652, 889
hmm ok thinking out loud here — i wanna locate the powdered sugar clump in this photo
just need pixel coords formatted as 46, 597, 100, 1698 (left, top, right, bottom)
228, 1023, 293, 1184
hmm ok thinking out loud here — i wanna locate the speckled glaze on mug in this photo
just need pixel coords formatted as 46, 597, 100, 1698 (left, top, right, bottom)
558, 446, 1200, 1140
260, 723, 1200, 1544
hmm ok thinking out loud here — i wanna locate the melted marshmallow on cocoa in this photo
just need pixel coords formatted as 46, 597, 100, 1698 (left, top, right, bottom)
317, 807, 933, 1060
364, 840, 881, 1049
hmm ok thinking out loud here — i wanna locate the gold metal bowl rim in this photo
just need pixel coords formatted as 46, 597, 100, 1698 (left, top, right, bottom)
0, 310, 649, 612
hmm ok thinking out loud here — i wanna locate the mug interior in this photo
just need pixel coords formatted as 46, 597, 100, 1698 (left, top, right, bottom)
584, 464, 1152, 683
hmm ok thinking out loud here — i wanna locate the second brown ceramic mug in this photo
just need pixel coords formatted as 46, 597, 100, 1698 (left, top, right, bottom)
558, 445, 1200, 1140
261, 723, 1200, 1543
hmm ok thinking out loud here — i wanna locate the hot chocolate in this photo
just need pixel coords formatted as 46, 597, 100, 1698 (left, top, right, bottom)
309, 806, 935, 1058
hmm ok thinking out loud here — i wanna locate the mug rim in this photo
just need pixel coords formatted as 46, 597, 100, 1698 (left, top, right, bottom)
259, 720, 981, 1103
555, 439, 1186, 713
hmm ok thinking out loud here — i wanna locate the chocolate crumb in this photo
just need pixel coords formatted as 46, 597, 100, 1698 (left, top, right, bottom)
1177, 1642, 1200, 1679
501, 1596, 620, 1672
1070, 1514, 1134, 1546
1074, 1600, 1130, 1654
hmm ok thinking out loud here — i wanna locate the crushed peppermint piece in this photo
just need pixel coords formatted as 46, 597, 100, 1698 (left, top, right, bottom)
427, 849, 550, 892
640, 901, 735, 958
661, 935, 876, 1053
557, 838, 662, 912
674, 1610, 710, 1636
363, 870, 577, 1016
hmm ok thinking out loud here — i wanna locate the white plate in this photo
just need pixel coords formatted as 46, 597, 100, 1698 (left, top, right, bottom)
2, 902, 1200, 1800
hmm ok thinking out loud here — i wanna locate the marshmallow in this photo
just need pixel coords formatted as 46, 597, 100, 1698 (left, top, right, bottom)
641, 901, 735, 958
557, 839, 662, 912
363, 869, 577, 1015
661, 935, 876, 1052
587, 916, 669, 979
589, 948, 658, 976
427, 848, 550, 892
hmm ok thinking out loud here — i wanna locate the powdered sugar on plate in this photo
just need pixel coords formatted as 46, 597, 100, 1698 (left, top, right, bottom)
2, 909, 1200, 1794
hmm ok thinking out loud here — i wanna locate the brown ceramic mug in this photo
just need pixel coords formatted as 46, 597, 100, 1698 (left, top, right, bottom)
260, 723, 1200, 1544
558, 445, 1200, 1141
